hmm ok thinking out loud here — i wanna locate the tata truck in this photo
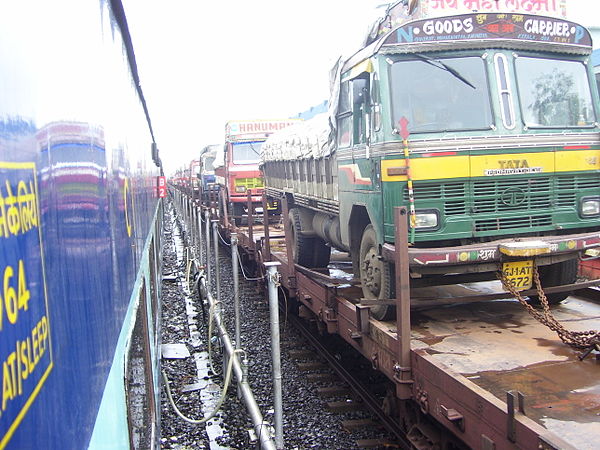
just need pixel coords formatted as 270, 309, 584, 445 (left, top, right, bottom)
261, 0, 600, 319
215, 119, 300, 224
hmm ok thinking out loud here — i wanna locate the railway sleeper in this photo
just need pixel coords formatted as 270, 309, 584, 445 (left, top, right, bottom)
356, 438, 400, 449
341, 418, 384, 431
326, 399, 364, 413
287, 348, 315, 359
306, 372, 338, 382
316, 385, 352, 397
296, 361, 327, 371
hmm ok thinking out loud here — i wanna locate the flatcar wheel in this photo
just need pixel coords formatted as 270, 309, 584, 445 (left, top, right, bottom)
359, 225, 395, 320
255, 248, 266, 280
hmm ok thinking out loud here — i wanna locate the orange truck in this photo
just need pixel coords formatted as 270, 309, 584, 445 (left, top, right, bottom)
215, 119, 300, 223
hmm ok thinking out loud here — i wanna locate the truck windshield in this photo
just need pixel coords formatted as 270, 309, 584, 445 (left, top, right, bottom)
204, 156, 215, 171
389, 56, 492, 133
515, 57, 596, 128
232, 141, 262, 164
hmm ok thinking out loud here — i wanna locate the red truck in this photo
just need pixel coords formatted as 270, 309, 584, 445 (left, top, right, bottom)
215, 119, 300, 224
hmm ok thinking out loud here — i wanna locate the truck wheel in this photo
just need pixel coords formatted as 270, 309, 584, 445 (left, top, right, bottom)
359, 225, 395, 320
232, 203, 244, 226
288, 207, 330, 268
530, 258, 578, 305
288, 207, 314, 266
313, 238, 331, 268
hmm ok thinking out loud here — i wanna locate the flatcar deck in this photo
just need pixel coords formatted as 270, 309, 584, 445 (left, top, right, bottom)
263, 242, 600, 448
408, 295, 600, 449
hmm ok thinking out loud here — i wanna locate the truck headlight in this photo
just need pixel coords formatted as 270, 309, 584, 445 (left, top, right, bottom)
581, 197, 600, 217
414, 210, 439, 230
235, 186, 247, 193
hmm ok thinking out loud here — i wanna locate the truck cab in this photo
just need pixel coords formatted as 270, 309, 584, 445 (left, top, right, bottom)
199, 144, 218, 203
261, 0, 600, 320
218, 119, 300, 223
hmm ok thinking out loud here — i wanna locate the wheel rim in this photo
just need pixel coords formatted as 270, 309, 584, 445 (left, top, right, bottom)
362, 245, 383, 298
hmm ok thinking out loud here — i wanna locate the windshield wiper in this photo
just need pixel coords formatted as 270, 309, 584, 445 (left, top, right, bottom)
414, 54, 476, 89
248, 142, 260, 156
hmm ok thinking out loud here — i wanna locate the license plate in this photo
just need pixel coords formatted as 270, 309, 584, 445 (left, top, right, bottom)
502, 260, 533, 291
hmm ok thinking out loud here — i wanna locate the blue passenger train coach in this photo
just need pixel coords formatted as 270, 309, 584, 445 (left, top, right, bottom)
0, 1, 163, 448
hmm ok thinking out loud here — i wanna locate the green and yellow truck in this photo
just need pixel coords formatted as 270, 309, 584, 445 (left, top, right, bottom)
261, 0, 600, 319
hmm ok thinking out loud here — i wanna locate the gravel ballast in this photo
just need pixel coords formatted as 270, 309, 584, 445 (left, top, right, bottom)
160, 202, 389, 449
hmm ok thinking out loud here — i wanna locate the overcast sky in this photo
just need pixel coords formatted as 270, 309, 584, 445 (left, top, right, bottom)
124, 0, 600, 175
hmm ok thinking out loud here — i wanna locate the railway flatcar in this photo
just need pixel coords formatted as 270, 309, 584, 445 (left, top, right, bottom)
0, 1, 163, 448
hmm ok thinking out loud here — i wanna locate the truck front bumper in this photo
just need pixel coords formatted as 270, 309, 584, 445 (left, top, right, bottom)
382, 230, 600, 273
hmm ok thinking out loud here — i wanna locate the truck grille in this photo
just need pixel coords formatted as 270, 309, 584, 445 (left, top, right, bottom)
556, 174, 600, 206
403, 173, 596, 233
403, 182, 466, 215
473, 177, 551, 213
475, 215, 552, 232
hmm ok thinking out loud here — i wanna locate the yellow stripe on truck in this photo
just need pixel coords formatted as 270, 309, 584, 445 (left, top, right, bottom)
381, 156, 469, 181
556, 149, 600, 172
381, 150, 598, 182
470, 152, 554, 177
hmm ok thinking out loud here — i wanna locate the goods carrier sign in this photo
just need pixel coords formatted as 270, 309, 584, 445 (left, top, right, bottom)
385, 13, 591, 47
0, 163, 52, 448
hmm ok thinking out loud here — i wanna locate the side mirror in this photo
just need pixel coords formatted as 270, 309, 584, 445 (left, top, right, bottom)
151, 142, 160, 166
352, 78, 369, 108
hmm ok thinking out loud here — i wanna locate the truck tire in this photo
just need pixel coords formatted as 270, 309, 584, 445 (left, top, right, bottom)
313, 238, 331, 268
217, 188, 226, 219
288, 207, 330, 268
530, 258, 578, 305
232, 203, 244, 226
288, 207, 314, 266
359, 225, 395, 320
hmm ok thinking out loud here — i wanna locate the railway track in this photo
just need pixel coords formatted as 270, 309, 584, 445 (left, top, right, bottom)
284, 308, 410, 449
